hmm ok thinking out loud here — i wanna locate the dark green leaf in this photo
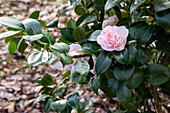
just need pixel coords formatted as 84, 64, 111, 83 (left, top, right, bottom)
51, 100, 67, 112
113, 45, 137, 64
51, 43, 69, 54
73, 27, 86, 42
135, 83, 152, 100
22, 34, 43, 43
46, 18, 58, 28
37, 75, 54, 86
156, 9, 170, 28
75, 5, 86, 15
154, 0, 170, 12
144, 64, 169, 85
8, 38, 20, 54
22, 19, 42, 35
100, 75, 119, 98
125, 68, 143, 89
33, 94, 50, 104
88, 30, 101, 41
120, 97, 137, 111
67, 18, 76, 29
91, 75, 100, 95
92, 0, 104, 12
0, 17, 25, 31
66, 92, 80, 109
53, 52, 73, 66
44, 97, 54, 113
41, 29, 55, 45
62, 70, 71, 80
71, 60, 89, 83
116, 84, 132, 102
0, 31, 21, 40
136, 48, 148, 64
70, 0, 76, 4
113, 6, 122, 24
17, 38, 28, 55
158, 81, 170, 95
129, 21, 154, 44
105, 0, 123, 11
130, 0, 146, 13
96, 52, 112, 75
82, 43, 99, 52
114, 64, 134, 81
76, 13, 97, 26
29, 10, 40, 19
60, 28, 76, 42
58, 37, 73, 44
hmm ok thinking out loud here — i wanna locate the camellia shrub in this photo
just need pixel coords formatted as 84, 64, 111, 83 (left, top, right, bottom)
0, 0, 170, 112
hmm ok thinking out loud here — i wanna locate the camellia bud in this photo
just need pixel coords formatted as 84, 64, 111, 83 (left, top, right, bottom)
102, 15, 119, 29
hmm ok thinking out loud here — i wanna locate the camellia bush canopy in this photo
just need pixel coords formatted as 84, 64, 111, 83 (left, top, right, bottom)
0, 0, 170, 112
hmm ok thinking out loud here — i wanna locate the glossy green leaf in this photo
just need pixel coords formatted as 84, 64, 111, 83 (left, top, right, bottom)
60, 28, 76, 42
129, 21, 154, 44
22, 19, 42, 35
0, 31, 20, 40
125, 68, 143, 89
144, 64, 169, 85
113, 45, 137, 64
91, 75, 100, 95
67, 18, 76, 29
88, 30, 101, 41
68, 48, 92, 57
156, 9, 170, 28
120, 97, 137, 111
114, 64, 134, 81
154, 0, 170, 12
29, 10, 40, 19
58, 37, 73, 45
105, 0, 123, 11
27, 51, 51, 66
100, 75, 119, 98
75, 5, 86, 15
58, 0, 81, 17
17, 38, 28, 55
53, 52, 73, 67
82, 43, 98, 52
51, 100, 67, 112
79, 98, 93, 111
41, 29, 55, 45
22, 34, 43, 43
51, 43, 69, 54
46, 18, 58, 28
0, 17, 25, 31
76, 13, 97, 26
37, 75, 54, 86
62, 70, 71, 80
136, 48, 148, 64
92, 0, 104, 12
66, 92, 80, 109
130, 0, 146, 13
44, 97, 54, 113
33, 94, 50, 104
8, 38, 20, 54
38, 20, 47, 28
73, 27, 86, 42
71, 60, 89, 83
96, 52, 112, 75
116, 84, 132, 102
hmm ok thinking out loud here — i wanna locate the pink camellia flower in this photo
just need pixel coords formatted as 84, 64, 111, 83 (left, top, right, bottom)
102, 15, 119, 29
97, 26, 129, 51
52, 44, 90, 71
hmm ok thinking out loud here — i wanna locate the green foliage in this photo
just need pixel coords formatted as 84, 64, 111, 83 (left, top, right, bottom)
0, 0, 170, 112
